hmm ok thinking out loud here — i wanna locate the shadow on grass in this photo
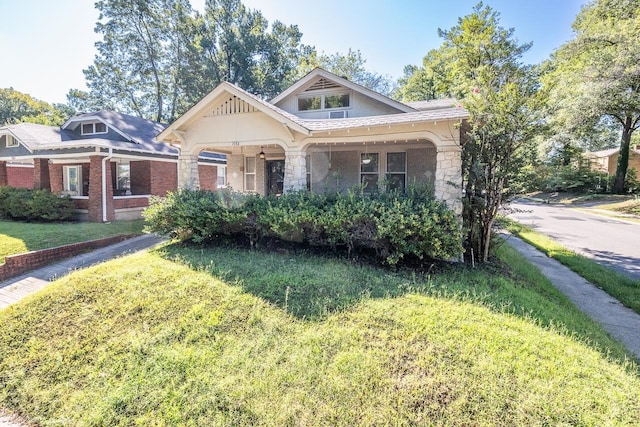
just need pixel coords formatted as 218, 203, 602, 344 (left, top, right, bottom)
154, 239, 638, 364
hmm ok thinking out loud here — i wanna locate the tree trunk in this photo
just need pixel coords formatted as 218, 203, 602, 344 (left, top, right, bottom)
613, 116, 632, 194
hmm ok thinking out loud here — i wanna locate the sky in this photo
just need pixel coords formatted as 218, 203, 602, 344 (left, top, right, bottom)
0, 0, 585, 105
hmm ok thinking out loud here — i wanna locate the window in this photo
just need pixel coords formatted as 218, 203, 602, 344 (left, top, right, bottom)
217, 166, 226, 188
386, 152, 406, 192
298, 96, 322, 111
245, 157, 256, 192
81, 122, 107, 135
63, 165, 82, 195
324, 94, 350, 109
116, 162, 130, 192
5, 135, 18, 147
306, 154, 312, 191
297, 92, 351, 112
360, 153, 379, 193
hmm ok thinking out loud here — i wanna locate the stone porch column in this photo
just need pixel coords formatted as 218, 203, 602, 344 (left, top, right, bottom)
283, 150, 307, 192
434, 146, 462, 216
178, 153, 200, 189
0, 161, 7, 187
33, 158, 51, 190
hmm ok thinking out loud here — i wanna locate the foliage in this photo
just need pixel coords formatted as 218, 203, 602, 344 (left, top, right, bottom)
0, 187, 76, 222
0, 219, 144, 263
541, 165, 610, 193
143, 188, 462, 265
0, 245, 638, 425
78, 0, 309, 122
0, 88, 71, 126
546, 0, 640, 193
397, 3, 542, 262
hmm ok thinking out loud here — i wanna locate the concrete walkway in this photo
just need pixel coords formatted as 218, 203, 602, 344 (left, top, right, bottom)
0, 234, 165, 310
502, 232, 640, 360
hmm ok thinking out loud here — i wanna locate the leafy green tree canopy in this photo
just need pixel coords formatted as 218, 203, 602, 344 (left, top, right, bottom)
0, 88, 71, 126
547, 0, 640, 192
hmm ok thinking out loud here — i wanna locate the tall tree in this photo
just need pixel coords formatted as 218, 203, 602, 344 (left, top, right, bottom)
81, 0, 194, 122
547, 0, 640, 193
0, 88, 70, 126
398, 3, 542, 262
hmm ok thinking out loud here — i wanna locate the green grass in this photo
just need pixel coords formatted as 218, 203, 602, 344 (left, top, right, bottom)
0, 219, 144, 263
593, 199, 640, 216
501, 216, 640, 314
0, 242, 638, 426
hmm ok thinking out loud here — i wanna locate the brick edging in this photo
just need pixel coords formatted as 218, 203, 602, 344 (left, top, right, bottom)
0, 234, 139, 282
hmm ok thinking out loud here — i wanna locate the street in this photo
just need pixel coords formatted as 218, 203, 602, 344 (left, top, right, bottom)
506, 200, 640, 280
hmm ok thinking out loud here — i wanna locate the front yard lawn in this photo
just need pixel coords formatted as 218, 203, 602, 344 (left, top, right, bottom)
0, 219, 144, 263
0, 242, 637, 425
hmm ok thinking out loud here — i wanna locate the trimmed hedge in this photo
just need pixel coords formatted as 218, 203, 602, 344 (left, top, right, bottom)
143, 188, 462, 266
0, 187, 76, 222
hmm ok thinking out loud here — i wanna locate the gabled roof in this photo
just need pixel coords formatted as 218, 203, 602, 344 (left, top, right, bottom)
405, 98, 461, 111
585, 147, 640, 158
157, 81, 311, 143
62, 110, 167, 145
270, 67, 417, 114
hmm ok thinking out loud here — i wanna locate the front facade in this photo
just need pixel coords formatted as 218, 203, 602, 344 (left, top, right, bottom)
158, 68, 468, 215
585, 146, 640, 177
0, 111, 224, 221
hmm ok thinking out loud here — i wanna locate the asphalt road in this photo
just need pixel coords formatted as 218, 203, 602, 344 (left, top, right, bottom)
506, 200, 640, 281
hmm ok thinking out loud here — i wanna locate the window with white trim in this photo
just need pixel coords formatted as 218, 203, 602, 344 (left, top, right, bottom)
386, 152, 406, 192
306, 155, 312, 191
63, 165, 82, 195
116, 162, 131, 192
217, 166, 226, 188
360, 153, 379, 193
297, 92, 350, 111
81, 122, 107, 135
5, 135, 18, 147
245, 157, 256, 192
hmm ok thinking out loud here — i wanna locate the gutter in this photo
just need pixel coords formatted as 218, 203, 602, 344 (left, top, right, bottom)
102, 148, 113, 222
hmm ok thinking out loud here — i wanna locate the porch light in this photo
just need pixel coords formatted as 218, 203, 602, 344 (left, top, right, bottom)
259, 147, 265, 159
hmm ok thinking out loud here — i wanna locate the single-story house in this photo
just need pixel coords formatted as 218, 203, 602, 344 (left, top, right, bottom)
0, 110, 225, 221
158, 68, 469, 215
584, 145, 640, 177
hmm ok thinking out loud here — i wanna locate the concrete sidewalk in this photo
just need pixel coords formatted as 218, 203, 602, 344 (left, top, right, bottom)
502, 232, 640, 360
0, 234, 165, 310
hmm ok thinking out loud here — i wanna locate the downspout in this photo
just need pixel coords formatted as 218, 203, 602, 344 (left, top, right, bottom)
102, 148, 113, 223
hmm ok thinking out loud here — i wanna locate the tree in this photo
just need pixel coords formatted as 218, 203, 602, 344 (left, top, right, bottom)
82, 0, 195, 122
0, 88, 70, 126
398, 3, 542, 262
547, 0, 640, 193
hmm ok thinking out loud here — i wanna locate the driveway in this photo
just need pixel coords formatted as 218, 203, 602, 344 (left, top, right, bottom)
506, 200, 640, 280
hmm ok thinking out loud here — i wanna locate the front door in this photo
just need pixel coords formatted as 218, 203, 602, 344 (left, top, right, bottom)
267, 160, 285, 196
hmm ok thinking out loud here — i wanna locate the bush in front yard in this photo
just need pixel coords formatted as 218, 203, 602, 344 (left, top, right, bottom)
0, 187, 76, 222
144, 188, 462, 266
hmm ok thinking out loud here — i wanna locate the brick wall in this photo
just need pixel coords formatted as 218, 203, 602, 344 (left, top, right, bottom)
150, 161, 177, 196
198, 164, 218, 191
49, 164, 63, 193
33, 158, 50, 190
131, 160, 151, 194
114, 196, 150, 209
6, 165, 34, 189
0, 161, 7, 186
0, 234, 138, 282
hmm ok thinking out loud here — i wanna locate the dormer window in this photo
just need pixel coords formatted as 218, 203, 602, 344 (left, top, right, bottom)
4, 134, 19, 147
297, 92, 350, 111
81, 122, 107, 135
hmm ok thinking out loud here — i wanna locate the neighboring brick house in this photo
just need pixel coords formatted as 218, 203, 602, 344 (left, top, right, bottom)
158, 68, 469, 215
0, 111, 225, 221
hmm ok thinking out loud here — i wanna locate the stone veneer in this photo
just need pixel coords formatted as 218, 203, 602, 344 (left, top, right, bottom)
434, 147, 462, 216
283, 150, 307, 191
178, 153, 200, 189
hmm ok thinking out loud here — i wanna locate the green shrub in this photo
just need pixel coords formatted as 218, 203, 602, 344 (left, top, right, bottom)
0, 187, 75, 222
542, 166, 609, 193
144, 188, 462, 266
